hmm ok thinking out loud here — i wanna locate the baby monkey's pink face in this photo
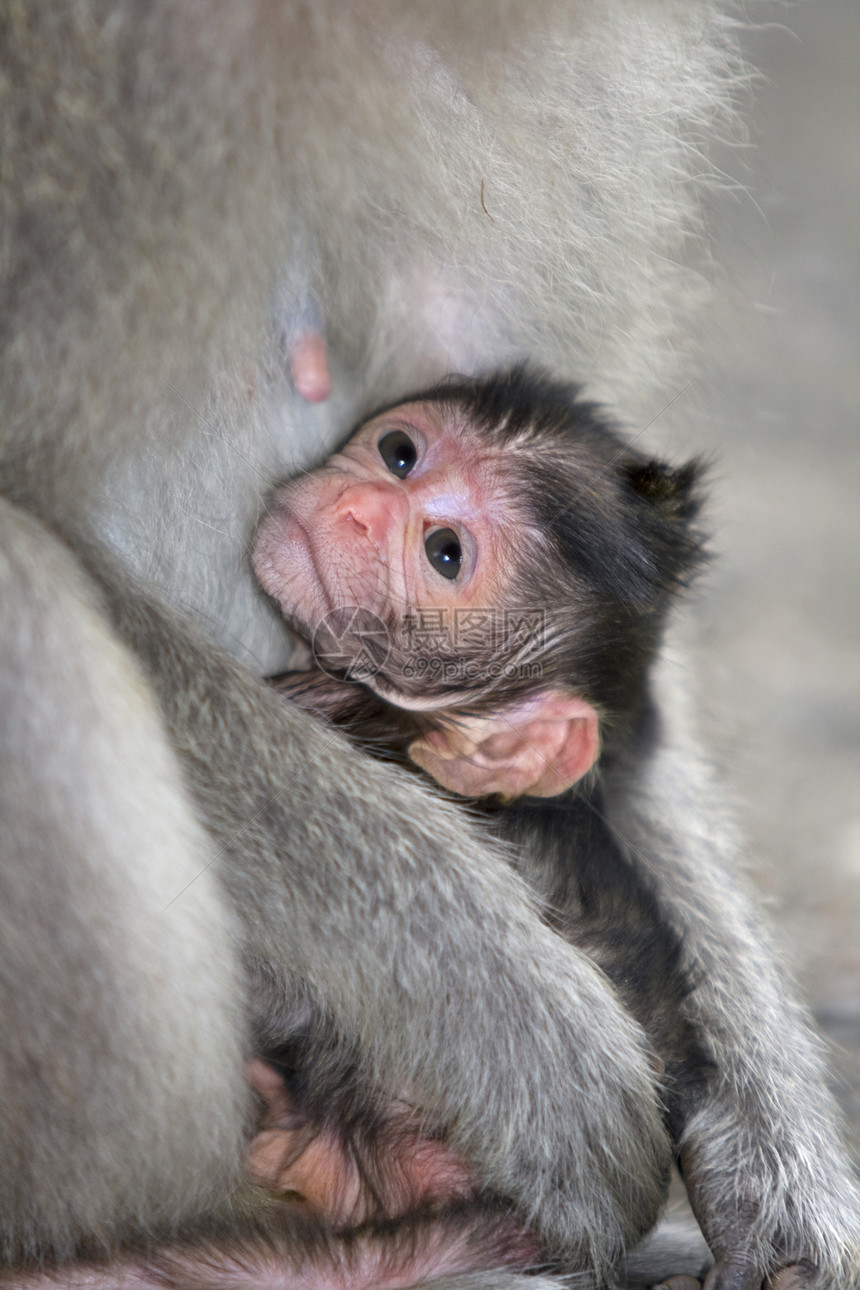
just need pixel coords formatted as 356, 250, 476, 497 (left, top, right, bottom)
254, 397, 601, 800
253, 401, 517, 639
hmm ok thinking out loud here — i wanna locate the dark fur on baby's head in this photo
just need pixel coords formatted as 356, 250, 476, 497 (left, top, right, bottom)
350, 365, 707, 735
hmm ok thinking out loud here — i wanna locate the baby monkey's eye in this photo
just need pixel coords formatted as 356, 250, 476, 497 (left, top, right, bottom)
378, 430, 417, 479
425, 527, 462, 580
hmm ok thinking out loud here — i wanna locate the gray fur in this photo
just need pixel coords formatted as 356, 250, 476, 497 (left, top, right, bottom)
605, 647, 860, 1284
1, 2, 856, 1288
0, 502, 248, 1260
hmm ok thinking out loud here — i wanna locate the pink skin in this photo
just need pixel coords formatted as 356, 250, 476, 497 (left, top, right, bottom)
253, 401, 521, 638
290, 331, 332, 403
2, 1062, 534, 1290
2, 1225, 537, 1290
0, 1063, 537, 1290
253, 398, 600, 800
1, 1254, 811, 1290
245, 1059, 477, 1226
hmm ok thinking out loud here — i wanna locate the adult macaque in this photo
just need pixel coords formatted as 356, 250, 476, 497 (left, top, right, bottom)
1, 3, 858, 1290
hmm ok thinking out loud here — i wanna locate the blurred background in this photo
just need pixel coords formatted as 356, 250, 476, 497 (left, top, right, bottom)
686, 0, 859, 1157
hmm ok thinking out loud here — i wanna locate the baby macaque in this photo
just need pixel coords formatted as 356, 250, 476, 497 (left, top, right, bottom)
253, 364, 704, 811
254, 363, 704, 777
251, 365, 714, 1271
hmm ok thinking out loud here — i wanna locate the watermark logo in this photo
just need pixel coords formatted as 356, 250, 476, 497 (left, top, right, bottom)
312, 607, 390, 681
310, 606, 548, 685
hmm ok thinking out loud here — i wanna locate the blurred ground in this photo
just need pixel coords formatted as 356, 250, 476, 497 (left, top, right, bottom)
686, 1, 859, 1157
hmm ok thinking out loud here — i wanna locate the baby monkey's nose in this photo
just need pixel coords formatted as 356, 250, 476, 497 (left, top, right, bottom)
334, 480, 400, 543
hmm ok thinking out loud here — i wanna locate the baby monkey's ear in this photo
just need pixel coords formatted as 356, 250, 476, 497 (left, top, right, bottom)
407, 692, 599, 801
